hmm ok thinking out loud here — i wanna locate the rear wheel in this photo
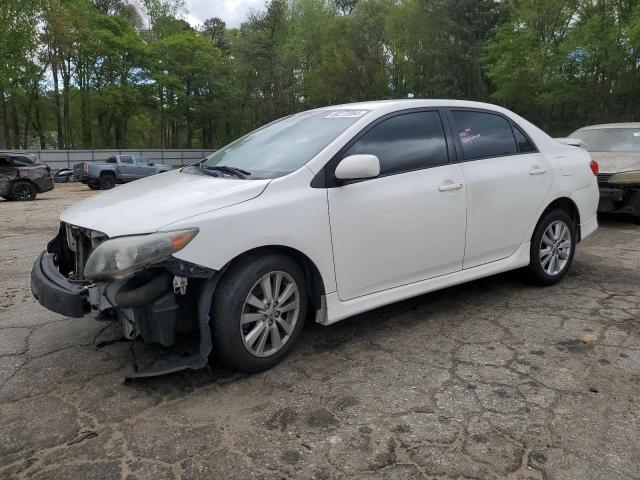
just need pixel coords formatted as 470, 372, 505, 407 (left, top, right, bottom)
212, 253, 308, 373
99, 174, 115, 189
528, 210, 576, 285
11, 181, 37, 201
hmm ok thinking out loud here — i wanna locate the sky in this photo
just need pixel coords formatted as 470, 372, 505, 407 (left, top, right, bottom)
184, 0, 264, 28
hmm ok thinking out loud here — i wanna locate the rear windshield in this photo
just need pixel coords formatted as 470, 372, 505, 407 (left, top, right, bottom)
570, 128, 640, 152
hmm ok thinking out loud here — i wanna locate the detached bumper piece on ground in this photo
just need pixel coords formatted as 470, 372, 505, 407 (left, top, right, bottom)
31, 223, 218, 379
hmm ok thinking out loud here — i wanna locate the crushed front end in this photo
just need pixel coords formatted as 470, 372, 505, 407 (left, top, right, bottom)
31, 222, 219, 379
597, 171, 640, 217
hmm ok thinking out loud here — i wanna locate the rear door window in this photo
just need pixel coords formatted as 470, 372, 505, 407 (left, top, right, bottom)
343, 111, 448, 176
11, 156, 35, 166
120, 156, 134, 164
451, 110, 518, 160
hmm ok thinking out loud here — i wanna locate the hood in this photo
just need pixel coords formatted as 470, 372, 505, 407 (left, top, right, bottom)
590, 151, 640, 174
61, 169, 270, 237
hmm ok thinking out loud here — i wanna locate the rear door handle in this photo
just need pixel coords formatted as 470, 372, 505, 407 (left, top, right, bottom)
438, 182, 463, 192
529, 166, 547, 175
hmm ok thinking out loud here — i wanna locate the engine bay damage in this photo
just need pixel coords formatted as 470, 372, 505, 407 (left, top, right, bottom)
31, 223, 219, 379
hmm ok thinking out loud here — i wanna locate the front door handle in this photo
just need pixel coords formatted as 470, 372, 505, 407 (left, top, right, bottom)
438, 182, 463, 192
529, 166, 547, 175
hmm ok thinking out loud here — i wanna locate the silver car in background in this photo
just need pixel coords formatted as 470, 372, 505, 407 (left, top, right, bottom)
569, 123, 640, 221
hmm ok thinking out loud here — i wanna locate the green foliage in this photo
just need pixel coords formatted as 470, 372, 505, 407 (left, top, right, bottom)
1, 0, 639, 149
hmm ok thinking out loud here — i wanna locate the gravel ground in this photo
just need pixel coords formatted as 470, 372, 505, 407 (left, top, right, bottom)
1, 183, 639, 480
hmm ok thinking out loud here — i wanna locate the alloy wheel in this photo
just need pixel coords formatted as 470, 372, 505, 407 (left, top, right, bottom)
539, 220, 572, 276
14, 183, 34, 200
240, 271, 300, 357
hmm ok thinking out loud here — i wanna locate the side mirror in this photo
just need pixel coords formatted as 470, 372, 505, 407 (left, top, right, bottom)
335, 154, 380, 181
147, 161, 154, 166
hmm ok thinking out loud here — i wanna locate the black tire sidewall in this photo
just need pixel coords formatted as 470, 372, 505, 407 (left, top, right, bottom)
529, 210, 576, 285
11, 181, 36, 201
99, 175, 115, 189
212, 254, 308, 373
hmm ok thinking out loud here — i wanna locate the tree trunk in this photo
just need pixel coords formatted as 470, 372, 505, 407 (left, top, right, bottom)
32, 91, 46, 149
10, 98, 21, 149
0, 84, 6, 149
80, 71, 92, 148
52, 60, 64, 148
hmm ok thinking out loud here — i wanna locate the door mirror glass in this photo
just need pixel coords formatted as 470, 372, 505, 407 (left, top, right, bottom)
147, 161, 154, 166
335, 154, 380, 181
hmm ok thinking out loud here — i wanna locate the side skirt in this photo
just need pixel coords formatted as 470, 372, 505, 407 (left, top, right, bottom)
320, 242, 531, 325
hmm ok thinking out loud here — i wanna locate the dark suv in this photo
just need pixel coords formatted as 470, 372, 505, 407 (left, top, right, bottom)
0, 152, 54, 201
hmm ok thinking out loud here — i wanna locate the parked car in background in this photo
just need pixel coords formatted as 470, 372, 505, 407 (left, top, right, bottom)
569, 123, 640, 221
73, 154, 171, 190
0, 151, 54, 201
53, 168, 75, 183
31, 100, 599, 379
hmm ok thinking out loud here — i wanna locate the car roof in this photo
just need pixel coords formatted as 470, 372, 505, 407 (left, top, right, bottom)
574, 123, 640, 130
0, 151, 36, 156
317, 99, 507, 112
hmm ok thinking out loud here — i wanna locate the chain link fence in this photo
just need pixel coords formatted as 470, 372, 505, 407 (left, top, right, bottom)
22, 149, 215, 171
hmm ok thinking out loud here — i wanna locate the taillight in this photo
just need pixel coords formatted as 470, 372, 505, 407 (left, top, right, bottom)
83, 164, 89, 173
590, 160, 598, 176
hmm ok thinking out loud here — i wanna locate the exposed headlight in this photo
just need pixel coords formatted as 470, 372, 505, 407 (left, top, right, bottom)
608, 170, 640, 185
84, 229, 198, 280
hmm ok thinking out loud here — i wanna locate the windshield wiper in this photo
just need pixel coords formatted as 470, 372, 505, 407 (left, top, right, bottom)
201, 164, 251, 178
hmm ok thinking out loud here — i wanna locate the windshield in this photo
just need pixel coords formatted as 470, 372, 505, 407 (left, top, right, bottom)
199, 109, 369, 178
570, 128, 640, 153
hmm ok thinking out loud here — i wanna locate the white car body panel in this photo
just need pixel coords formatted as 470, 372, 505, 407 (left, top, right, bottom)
328, 164, 466, 300
589, 152, 640, 174
60, 168, 271, 237
460, 152, 552, 268
57, 99, 600, 325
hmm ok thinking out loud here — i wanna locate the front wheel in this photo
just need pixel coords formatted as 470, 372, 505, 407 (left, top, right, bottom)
212, 253, 308, 373
528, 210, 576, 285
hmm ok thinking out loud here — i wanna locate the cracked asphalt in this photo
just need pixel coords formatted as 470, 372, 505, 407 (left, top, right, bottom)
1, 183, 639, 480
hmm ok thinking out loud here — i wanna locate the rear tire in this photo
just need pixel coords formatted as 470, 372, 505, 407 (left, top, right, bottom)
528, 209, 576, 285
212, 253, 308, 373
11, 181, 37, 201
99, 175, 115, 190
88, 184, 101, 190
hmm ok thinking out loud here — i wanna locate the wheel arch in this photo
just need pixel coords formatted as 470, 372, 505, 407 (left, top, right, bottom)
10, 178, 38, 194
537, 196, 582, 241
220, 245, 326, 314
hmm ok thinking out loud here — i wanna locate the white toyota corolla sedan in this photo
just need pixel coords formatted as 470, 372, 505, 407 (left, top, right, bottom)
31, 100, 599, 378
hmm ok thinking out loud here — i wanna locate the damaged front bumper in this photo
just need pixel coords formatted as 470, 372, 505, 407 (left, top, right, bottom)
31, 237, 220, 379
31, 251, 89, 318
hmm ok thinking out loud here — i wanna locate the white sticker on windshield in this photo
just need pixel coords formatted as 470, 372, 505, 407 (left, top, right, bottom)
324, 110, 369, 119
634, 132, 640, 137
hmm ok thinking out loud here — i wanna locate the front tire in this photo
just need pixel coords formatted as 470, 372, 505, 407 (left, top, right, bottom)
528, 209, 576, 285
212, 253, 308, 373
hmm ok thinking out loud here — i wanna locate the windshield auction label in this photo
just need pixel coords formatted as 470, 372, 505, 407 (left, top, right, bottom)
324, 110, 369, 118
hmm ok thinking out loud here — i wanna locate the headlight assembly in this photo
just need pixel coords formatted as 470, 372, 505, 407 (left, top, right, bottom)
84, 229, 198, 280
